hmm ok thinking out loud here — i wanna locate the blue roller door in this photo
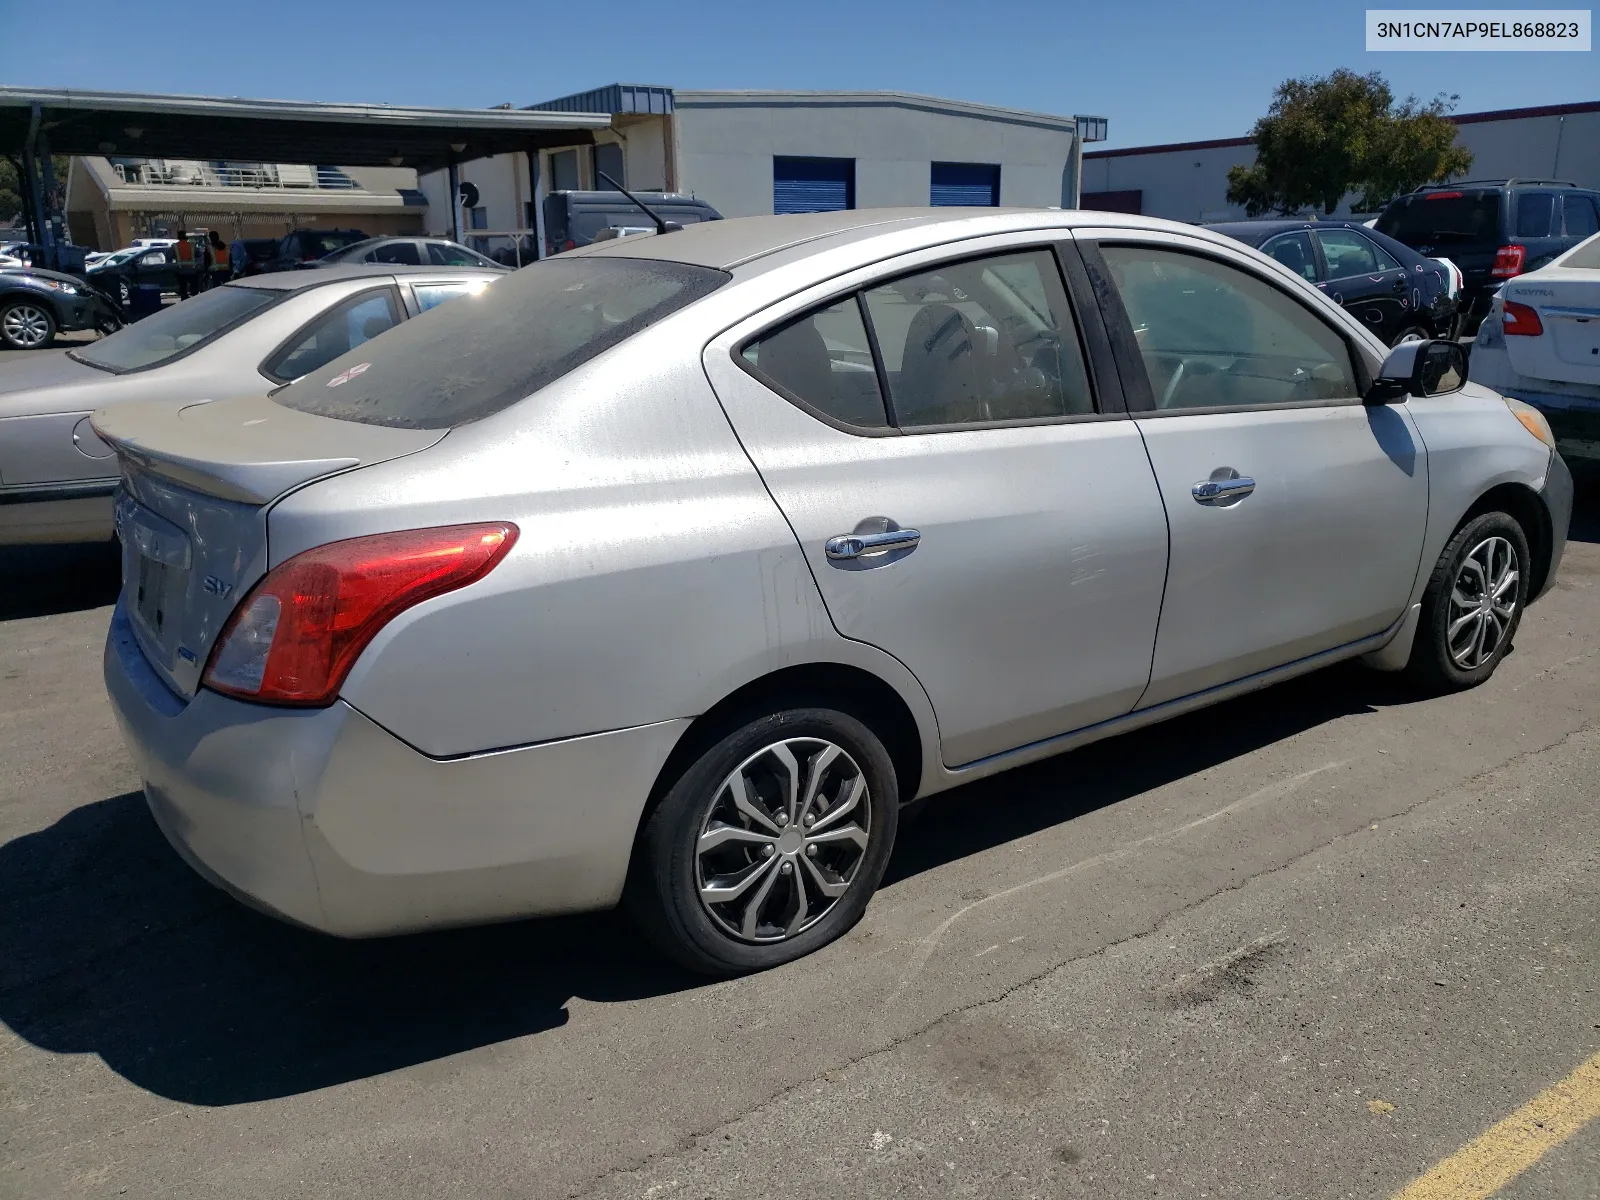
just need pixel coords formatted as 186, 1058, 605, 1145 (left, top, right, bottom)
774, 157, 855, 214
930, 162, 1000, 207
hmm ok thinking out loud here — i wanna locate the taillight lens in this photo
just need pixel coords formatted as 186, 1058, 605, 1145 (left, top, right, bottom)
1491, 245, 1526, 278
1502, 299, 1544, 336
203, 523, 518, 706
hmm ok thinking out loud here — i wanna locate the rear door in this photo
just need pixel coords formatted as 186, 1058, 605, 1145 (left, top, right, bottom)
1315, 228, 1413, 343
703, 234, 1170, 767
1080, 230, 1429, 706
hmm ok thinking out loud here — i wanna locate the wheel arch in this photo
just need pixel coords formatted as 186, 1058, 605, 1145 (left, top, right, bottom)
1458, 480, 1553, 599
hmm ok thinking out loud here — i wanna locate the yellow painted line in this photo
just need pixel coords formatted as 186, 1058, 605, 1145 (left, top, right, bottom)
1392, 1050, 1600, 1199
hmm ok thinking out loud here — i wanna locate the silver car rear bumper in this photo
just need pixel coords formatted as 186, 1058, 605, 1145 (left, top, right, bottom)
104, 602, 688, 937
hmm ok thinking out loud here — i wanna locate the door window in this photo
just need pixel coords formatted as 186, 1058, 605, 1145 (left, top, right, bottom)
265, 288, 403, 380
1101, 245, 1359, 410
1259, 232, 1318, 282
427, 242, 488, 267
1561, 194, 1600, 239
140, 251, 169, 267
367, 240, 421, 265
742, 298, 887, 428
1316, 230, 1382, 279
860, 249, 1093, 427
1515, 193, 1556, 238
413, 281, 487, 312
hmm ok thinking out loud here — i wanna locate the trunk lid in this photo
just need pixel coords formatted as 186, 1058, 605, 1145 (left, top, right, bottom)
1500, 267, 1600, 387
94, 394, 445, 699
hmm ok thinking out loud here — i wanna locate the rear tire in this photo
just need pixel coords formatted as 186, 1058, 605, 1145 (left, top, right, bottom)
1407, 511, 1529, 693
626, 707, 899, 975
1390, 325, 1429, 347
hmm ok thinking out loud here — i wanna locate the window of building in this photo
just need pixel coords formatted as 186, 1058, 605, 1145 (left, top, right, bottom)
773, 157, 855, 214
595, 142, 626, 189
549, 149, 581, 192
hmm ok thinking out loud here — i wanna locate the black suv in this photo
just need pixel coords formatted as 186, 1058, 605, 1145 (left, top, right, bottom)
1375, 179, 1600, 334
259, 228, 370, 272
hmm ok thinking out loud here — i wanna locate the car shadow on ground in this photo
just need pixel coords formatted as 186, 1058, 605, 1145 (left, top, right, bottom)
0, 542, 121, 621
0, 659, 1415, 1108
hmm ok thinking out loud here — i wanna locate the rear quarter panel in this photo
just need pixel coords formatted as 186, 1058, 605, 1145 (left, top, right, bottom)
268, 306, 943, 773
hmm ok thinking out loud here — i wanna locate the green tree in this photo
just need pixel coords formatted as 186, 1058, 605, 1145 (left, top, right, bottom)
1226, 70, 1474, 216
0, 155, 73, 227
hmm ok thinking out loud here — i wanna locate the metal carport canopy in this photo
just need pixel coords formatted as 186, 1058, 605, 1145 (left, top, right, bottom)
0, 86, 610, 172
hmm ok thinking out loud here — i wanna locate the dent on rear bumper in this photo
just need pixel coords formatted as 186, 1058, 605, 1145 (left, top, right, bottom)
104, 604, 689, 937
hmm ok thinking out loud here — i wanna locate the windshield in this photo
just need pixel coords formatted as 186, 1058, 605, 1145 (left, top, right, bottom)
1376, 194, 1501, 246
272, 256, 728, 429
71, 285, 280, 372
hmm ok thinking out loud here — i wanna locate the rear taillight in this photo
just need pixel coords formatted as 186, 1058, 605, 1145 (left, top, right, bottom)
203, 523, 518, 707
1491, 245, 1527, 279
1502, 299, 1544, 336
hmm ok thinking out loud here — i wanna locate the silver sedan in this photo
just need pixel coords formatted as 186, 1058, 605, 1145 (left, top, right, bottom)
96, 209, 1572, 974
0, 264, 503, 545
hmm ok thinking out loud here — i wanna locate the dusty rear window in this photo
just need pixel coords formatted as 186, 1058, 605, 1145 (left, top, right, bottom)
1376, 194, 1501, 246
271, 257, 729, 429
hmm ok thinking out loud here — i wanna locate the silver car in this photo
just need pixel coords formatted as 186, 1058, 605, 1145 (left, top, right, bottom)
0, 264, 503, 545
96, 209, 1572, 975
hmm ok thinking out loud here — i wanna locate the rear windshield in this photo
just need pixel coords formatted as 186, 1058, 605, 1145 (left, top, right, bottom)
1376, 194, 1501, 246
1562, 235, 1600, 269
70, 285, 280, 372
271, 256, 729, 429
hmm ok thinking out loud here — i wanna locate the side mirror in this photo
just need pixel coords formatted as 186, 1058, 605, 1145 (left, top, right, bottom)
1368, 339, 1468, 404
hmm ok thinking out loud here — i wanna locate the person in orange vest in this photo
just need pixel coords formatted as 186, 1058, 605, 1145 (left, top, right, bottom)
173, 229, 199, 300
206, 230, 230, 289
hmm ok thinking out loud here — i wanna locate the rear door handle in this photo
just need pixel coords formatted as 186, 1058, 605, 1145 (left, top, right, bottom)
825, 529, 921, 560
1192, 476, 1256, 505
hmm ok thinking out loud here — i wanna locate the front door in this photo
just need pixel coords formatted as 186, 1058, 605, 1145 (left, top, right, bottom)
704, 241, 1170, 767
1087, 235, 1430, 707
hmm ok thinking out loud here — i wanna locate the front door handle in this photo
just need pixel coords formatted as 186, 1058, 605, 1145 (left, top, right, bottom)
825, 528, 921, 560
1192, 475, 1256, 505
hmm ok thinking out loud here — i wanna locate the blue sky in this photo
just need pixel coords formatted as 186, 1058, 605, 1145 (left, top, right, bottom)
17, 0, 1597, 148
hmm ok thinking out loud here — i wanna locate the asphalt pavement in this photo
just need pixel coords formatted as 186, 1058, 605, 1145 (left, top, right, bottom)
1, 369, 1597, 1197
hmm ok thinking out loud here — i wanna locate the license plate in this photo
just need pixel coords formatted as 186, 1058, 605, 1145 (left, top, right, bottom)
135, 554, 170, 636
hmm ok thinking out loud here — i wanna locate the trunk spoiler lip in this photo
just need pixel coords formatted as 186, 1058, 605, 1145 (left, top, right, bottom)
90, 395, 445, 506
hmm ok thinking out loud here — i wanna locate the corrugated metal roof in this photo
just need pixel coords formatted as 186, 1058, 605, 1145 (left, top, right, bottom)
527, 85, 674, 116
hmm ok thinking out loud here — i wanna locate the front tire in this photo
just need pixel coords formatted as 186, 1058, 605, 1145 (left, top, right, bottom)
1407, 511, 1529, 692
0, 300, 56, 349
1390, 325, 1429, 348
627, 707, 899, 975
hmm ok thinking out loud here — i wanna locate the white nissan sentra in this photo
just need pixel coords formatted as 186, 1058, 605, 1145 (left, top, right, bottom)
97, 209, 1572, 975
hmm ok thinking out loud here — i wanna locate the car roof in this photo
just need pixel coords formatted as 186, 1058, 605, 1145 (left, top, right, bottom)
231, 263, 504, 291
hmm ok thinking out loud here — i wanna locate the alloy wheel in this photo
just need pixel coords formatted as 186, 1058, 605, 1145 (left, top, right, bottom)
1446, 535, 1518, 669
695, 737, 872, 943
2, 304, 52, 348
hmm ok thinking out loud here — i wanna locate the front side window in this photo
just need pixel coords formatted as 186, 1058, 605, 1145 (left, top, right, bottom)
368, 240, 421, 265
265, 288, 403, 381
1316, 230, 1381, 280
861, 250, 1093, 427
742, 298, 887, 428
71, 285, 279, 372
427, 242, 492, 268
1259, 232, 1318, 282
1101, 245, 1358, 410
1516, 193, 1556, 238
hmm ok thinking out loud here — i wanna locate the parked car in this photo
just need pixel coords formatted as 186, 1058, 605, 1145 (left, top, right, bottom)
235, 237, 287, 277
258, 228, 370, 272
1207, 219, 1459, 346
86, 243, 181, 303
0, 267, 122, 350
313, 236, 505, 271
543, 190, 721, 255
92, 209, 1571, 975
0, 264, 500, 545
1468, 231, 1600, 471
1375, 179, 1600, 335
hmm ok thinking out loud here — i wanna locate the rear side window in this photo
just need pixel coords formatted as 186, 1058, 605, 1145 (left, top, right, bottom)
742, 298, 888, 428
1317, 230, 1380, 279
272, 257, 728, 428
1376, 194, 1501, 246
266, 288, 403, 381
368, 241, 421, 265
426, 242, 490, 267
1516, 193, 1556, 238
1260, 232, 1317, 281
1561, 195, 1599, 239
